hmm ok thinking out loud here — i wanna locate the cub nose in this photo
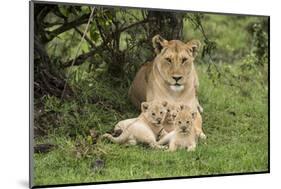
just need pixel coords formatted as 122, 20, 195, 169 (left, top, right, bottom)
180, 126, 187, 130
172, 76, 182, 82
156, 118, 162, 122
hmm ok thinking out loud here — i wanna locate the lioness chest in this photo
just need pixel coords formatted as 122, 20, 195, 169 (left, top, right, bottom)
147, 87, 197, 111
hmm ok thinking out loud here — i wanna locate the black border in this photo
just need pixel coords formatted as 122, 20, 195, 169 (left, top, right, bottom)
29, 1, 270, 188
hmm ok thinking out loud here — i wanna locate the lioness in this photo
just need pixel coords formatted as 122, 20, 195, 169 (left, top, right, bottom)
128, 34, 205, 138
158, 106, 198, 151
103, 101, 168, 148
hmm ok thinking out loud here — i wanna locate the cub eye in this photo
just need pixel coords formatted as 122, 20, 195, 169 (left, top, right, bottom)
186, 121, 190, 124
152, 112, 156, 116
178, 121, 182, 124
182, 58, 187, 64
167, 109, 170, 112
160, 111, 163, 114
165, 58, 172, 63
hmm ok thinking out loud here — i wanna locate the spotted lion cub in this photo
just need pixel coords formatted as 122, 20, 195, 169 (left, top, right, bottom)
157, 106, 198, 151
103, 101, 168, 148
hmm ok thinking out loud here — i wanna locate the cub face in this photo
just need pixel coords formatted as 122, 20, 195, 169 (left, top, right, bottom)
141, 101, 168, 126
165, 103, 181, 124
175, 106, 197, 134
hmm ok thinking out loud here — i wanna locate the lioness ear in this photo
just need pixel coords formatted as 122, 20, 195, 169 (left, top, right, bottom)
191, 111, 197, 120
162, 101, 168, 107
141, 102, 149, 112
186, 39, 201, 57
152, 35, 168, 54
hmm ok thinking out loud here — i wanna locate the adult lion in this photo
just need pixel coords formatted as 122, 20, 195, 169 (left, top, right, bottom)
128, 35, 205, 138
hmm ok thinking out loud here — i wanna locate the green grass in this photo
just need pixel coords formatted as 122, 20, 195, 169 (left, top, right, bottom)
33, 63, 268, 186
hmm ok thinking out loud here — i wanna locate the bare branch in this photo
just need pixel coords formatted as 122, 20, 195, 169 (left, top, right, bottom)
61, 49, 97, 68
45, 13, 92, 43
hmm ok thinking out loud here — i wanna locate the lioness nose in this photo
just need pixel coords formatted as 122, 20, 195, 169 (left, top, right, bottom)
172, 76, 182, 82
156, 118, 162, 122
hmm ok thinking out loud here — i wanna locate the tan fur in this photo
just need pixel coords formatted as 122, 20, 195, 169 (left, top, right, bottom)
113, 118, 137, 133
158, 107, 198, 151
128, 34, 203, 113
162, 103, 181, 133
103, 101, 168, 149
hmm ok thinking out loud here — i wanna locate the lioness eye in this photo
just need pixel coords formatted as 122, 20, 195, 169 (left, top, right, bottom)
182, 58, 187, 64
167, 109, 170, 112
160, 111, 163, 114
165, 58, 172, 63
178, 121, 182, 124
187, 121, 190, 124
152, 112, 155, 116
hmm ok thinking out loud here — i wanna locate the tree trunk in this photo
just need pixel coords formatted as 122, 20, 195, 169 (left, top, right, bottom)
147, 11, 184, 40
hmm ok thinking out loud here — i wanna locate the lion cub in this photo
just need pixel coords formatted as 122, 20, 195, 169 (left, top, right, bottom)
112, 118, 137, 136
103, 101, 168, 148
158, 106, 198, 151
162, 103, 181, 133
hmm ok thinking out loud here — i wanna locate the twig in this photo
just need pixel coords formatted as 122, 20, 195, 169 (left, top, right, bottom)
74, 27, 95, 48
43, 21, 64, 28
119, 19, 150, 33
60, 7, 95, 100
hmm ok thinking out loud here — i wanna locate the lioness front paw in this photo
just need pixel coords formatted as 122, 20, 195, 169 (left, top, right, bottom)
197, 105, 203, 113
199, 132, 207, 140
187, 145, 196, 152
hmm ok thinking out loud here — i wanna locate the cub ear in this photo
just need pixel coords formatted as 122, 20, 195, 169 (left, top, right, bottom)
180, 104, 188, 110
162, 101, 168, 107
191, 111, 197, 120
141, 102, 149, 112
186, 39, 201, 57
152, 34, 168, 54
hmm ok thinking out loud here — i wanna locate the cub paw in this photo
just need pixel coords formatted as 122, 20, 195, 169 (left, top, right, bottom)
102, 133, 112, 139
159, 145, 168, 150
187, 145, 196, 152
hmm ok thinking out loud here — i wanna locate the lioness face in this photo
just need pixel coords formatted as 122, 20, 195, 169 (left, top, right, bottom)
175, 107, 197, 134
141, 101, 168, 126
165, 104, 181, 124
152, 35, 200, 92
